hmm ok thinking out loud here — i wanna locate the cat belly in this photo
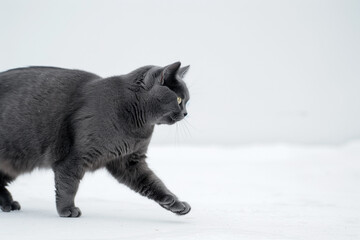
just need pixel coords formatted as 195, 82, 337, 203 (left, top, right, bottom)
0, 159, 21, 177
0, 148, 53, 177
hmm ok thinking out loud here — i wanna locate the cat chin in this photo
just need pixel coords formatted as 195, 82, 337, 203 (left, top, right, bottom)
156, 115, 179, 125
156, 119, 176, 125
156, 122, 175, 125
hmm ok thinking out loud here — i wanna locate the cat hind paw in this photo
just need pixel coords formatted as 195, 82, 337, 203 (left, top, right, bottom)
1, 201, 21, 212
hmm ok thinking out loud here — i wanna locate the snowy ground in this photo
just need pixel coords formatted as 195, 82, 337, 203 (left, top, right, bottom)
1, 143, 359, 240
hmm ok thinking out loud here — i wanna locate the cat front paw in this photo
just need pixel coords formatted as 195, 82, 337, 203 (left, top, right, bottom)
58, 206, 82, 217
160, 199, 191, 215
158, 194, 176, 205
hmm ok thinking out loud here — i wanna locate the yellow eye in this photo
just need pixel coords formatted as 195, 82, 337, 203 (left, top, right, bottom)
177, 97, 182, 104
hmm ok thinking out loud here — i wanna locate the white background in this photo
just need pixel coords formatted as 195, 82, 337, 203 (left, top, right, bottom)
2, 145, 360, 240
1, 1, 360, 240
1, 0, 359, 145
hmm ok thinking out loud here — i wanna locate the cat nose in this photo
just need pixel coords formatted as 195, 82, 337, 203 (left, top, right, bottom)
183, 112, 188, 117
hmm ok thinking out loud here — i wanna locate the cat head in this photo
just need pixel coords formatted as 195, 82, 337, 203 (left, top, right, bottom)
141, 62, 190, 125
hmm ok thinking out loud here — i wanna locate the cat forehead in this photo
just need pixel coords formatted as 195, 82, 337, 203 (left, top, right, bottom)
171, 79, 189, 99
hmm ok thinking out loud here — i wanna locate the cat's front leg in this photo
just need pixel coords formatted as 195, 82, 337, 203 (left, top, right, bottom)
106, 156, 191, 215
53, 157, 85, 217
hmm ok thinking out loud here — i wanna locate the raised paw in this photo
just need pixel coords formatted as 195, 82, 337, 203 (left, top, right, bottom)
58, 206, 82, 218
158, 194, 176, 205
160, 200, 191, 215
1, 201, 21, 212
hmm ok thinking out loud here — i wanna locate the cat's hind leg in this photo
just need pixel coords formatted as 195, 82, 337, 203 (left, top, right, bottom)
0, 172, 20, 212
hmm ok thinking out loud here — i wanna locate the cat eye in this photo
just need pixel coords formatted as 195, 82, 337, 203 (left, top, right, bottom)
177, 97, 182, 105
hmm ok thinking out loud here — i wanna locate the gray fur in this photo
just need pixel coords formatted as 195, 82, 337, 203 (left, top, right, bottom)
0, 62, 190, 217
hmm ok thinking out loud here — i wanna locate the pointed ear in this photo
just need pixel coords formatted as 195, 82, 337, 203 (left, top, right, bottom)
178, 65, 190, 78
160, 61, 181, 85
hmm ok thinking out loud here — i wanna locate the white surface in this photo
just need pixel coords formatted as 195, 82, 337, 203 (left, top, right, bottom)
1, 0, 360, 145
1, 144, 359, 240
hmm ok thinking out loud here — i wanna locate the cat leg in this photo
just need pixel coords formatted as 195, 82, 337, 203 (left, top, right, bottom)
0, 172, 21, 212
106, 157, 191, 215
53, 158, 85, 217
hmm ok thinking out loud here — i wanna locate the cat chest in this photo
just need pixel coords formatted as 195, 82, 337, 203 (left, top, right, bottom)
85, 138, 149, 171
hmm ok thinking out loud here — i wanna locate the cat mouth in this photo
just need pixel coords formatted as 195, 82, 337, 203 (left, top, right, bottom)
170, 114, 183, 123
168, 116, 177, 124
157, 113, 183, 125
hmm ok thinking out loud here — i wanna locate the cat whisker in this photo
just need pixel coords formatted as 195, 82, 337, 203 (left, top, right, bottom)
180, 123, 184, 142
182, 121, 192, 138
179, 122, 187, 138
175, 122, 180, 145
184, 118, 198, 132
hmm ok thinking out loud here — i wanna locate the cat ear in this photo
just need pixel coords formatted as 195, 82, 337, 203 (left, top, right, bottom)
160, 61, 181, 85
178, 65, 190, 78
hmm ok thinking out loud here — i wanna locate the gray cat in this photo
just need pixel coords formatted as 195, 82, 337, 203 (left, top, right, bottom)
0, 62, 191, 217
